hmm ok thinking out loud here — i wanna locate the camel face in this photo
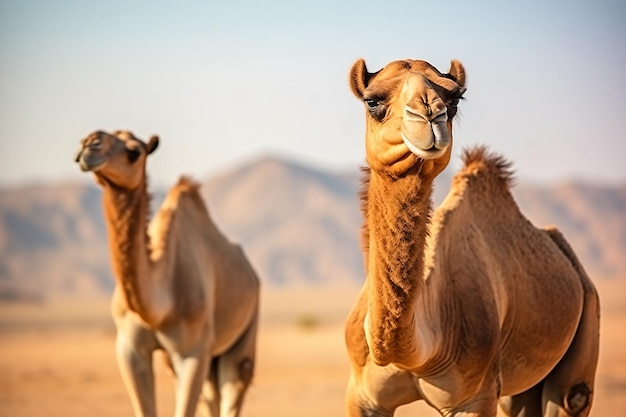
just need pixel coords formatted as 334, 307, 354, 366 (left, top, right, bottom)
349, 59, 466, 177
74, 130, 159, 189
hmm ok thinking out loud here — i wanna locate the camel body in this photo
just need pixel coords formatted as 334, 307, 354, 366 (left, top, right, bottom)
112, 180, 260, 417
345, 148, 599, 416
343, 58, 599, 416
76, 130, 260, 417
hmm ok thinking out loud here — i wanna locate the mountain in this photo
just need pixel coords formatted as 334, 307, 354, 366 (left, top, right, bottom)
0, 155, 624, 300
513, 182, 626, 278
0, 183, 109, 299
201, 155, 363, 287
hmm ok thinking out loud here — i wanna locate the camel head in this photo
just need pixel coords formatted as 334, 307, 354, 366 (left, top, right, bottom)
350, 58, 466, 178
74, 130, 159, 189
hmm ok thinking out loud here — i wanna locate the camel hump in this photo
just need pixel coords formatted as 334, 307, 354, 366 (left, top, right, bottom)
159, 176, 206, 212
149, 176, 212, 257
458, 145, 515, 189
172, 176, 202, 197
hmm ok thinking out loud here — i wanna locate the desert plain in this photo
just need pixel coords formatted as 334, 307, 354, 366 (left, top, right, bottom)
0, 279, 624, 417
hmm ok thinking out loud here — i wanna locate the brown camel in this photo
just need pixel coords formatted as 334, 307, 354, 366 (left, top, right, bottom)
75, 130, 260, 417
344, 58, 600, 416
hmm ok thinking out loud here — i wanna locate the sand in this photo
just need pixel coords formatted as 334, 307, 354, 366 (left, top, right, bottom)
0, 280, 624, 417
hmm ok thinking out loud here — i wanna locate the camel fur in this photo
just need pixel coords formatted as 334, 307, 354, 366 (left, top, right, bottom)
344, 58, 599, 417
75, 130, 260, 417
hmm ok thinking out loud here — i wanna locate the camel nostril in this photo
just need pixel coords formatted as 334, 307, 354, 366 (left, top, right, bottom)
404, 106, 428, 122
433, 112, 448, 123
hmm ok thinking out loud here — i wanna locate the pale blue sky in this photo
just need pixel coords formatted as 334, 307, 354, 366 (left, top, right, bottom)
1, 0, 624, 187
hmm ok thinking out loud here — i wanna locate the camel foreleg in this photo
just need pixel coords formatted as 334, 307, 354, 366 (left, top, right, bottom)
171, 345, 212, 417
216, 312, 258, 417
115, 330, 157, 417
197, 357, 220, 417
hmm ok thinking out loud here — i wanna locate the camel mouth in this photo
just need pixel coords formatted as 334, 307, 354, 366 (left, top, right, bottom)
401, 108, 450, 160
401, 133, 448, 160
401, 121, 450, 160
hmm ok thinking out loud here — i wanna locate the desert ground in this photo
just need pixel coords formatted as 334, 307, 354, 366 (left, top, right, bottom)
0, 280, 624, 417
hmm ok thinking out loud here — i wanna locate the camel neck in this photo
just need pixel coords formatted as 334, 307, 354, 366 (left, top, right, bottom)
364, 169, 434, 367
101, 180, 163, 324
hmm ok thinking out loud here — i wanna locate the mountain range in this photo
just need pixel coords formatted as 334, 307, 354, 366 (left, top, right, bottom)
1, 154, 624, 300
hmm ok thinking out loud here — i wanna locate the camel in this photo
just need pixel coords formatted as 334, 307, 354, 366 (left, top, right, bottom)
74, 130, 260, 417
344, 58, 600, 417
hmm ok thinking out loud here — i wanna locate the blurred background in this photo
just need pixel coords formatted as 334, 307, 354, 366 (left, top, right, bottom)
0, 1, 624, 416
1, 0, 624, 298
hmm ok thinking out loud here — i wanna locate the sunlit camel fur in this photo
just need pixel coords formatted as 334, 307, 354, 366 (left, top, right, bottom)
75, 130, 260, 417
344, 58, 600, 416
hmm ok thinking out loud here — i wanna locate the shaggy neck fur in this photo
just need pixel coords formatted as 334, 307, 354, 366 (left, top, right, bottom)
100, 177, 169, 326
362, 166, 434, 367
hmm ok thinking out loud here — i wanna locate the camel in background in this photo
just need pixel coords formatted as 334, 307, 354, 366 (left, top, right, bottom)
75, 130, 260, 417
344, 58, 599, 416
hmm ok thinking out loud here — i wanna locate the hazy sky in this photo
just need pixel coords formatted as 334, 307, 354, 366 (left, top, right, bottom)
1, 0, 624, 187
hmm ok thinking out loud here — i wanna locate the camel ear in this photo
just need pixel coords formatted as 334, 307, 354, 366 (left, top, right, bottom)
349, 59, 371, 99
447, 59, 466, 89
147, 135, 159, 154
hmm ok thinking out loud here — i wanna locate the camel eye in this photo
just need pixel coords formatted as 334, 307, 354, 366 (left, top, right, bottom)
126, 148, 142, 163
88, 138, 102, 149
446, 94, 464, 119
364, 98, 387, 121
364, 98, 379, 109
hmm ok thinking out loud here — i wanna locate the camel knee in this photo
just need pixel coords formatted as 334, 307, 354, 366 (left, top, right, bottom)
346, 386, 392, 417
238, 357, 254, 386
564, 383, 592, 416
346, 400, 392, 417
543, 382, 593, 417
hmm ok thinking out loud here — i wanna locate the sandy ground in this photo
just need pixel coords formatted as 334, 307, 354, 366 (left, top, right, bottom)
0, 280, 624, 417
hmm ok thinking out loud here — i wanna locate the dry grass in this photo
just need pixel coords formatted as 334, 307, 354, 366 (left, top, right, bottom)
0, 281, 624, 417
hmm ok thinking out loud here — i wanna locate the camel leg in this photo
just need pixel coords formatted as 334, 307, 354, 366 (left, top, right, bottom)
540, 228, 600, 417
345, 362, 423, 417
197, 357, 220, 417
499, 293, 598, 417
217, 312, 259, 417
171, 345, 212, 417
345, 376, 394, 417
499, 284, 599, 417
115, 328, 158, 417
440, 386, 499, 416
540, 287, 599, 417
498, 383, 543, 417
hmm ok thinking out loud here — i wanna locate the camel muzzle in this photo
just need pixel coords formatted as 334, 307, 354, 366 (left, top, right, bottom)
75, 148, 106, 172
